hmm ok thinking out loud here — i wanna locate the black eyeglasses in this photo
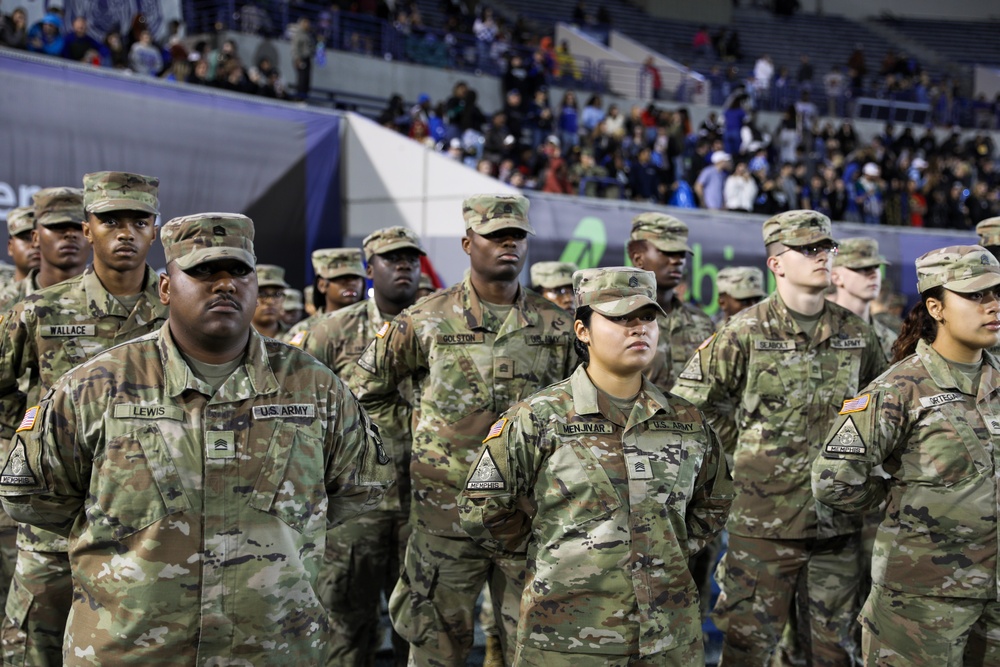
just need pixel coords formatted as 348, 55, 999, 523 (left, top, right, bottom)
776, 243, 839, 258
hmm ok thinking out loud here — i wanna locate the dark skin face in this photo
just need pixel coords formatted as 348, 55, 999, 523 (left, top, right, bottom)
320, 275, 365, 311
630, 242, 686, 291
718, 293, 752, 318
34, 222, 90, 273
462, 228, 528, 284
368, 249, 422, 316
83, 210, 156, 276
159, 259, 257, 364
7, 231, 40, 276
540, 285, 574, 311
252, 285, 285, 334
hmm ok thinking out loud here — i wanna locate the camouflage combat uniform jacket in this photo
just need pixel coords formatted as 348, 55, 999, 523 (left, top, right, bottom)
352, 276, 576, 536
813, 340, 1000, 599
871, 315, 898, 362
646, 294, 715, 395
0, 269, 40, 313
672, 292, 886, 539
0, 324, 392, 665
459, 365, 733, 656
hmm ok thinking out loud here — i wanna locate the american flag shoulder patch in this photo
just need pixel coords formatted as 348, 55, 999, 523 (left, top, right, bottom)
483, 418, 508, 443
16, 406, 40, 432
376, 321, 391, 338
839, 394, 871, 415
288, 331, 307, 347
697, 333, 716, 351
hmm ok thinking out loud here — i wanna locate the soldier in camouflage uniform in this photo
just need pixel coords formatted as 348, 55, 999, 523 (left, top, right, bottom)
976, 217, 1000, 360
415, 273, 436, 300
0, 211, 392, 666
529, 261, 577, 312
459, 266, 733, 665
813, 245, 1000, 665
627, 213, 715, 394
251, 264, 291, 339
1, 188, 91, 311
282, 288, 304, 328
0, 172, 167, 666
351, 194, 576, 667
829, 238, 897, 361
301, 226, 425, 666
672, 210, 887, 666
0, 207, 40, 311
715, 266, 766, 330
284, 248, 367, 344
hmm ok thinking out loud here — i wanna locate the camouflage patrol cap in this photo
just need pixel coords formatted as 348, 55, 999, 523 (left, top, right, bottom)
283, 288, 304, 311
915, 245, 1000, 294
417, 273, 434, 291
256, 264, 290, 289
33, 187, 85, 227
312, 248, 365, 280
573, 267, 666, 317
160, 213, 256, 270
82, 171, 159, 215
630, 213, 691, 253
762, 210, 834, 247
832, 238, 890, 270
530, 261, 577, 289
304, 285, 315, 304
717, 266, 766, 299
6, 206, 35, 237
462, 194, 535, 236
362, 226, 425, 261
976, 217, 1000, 248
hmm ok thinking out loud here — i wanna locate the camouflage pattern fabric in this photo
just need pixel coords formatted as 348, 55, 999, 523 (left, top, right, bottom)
281, 310, 334, 346
513, 637, 705, 666
870, 316, 898, 363
0, 324, 391, 665
462, 194, 534, 235
0, 270, 40, 313
646, 295, 716, 397
459, 365, 733, 657
81, 171, 159, 215
351, 274, 575, 666
0, 264, 14, 298
813, 340, 1000, 599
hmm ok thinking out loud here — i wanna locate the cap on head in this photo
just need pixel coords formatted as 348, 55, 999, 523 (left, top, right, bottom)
462, 194, 535, 236
573, 267, 665, 317
762, 210, 834, 247
916, 245, 1000, 294
833, 238, 889, 269
33, 187, 85, 227
717, 266, 766, 299
630, 212, 691, 253
256, 264, 290, 289
283, 288, 304, 311
862, 162, 880, 177
312, 248, 365, 279
160, 212, 256, 270
362, 226, 425, 262
82, 171, 159, 215
976, 217, 1000, 248
531, 261, 578, 289
711, 151, 732, 165
6, 206, 35, 237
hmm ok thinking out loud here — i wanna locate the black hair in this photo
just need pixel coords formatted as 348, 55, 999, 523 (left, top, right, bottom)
891, 285, 943, 363
573, 305, 593, 362
312, 276, 326, 312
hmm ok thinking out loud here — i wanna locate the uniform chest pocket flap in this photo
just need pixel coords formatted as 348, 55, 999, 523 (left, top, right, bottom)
542, 440, 621, 530
249, 425, 329, 535
90, 423, 191, 541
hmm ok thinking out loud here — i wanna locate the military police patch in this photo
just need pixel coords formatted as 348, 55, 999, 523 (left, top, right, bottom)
288, 331, 307, 347
824, 417, 866, 456
0, 441, 37, 486
466, 448, 506, 490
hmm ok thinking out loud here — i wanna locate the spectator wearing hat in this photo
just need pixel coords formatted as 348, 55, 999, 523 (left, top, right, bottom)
0, 171, 167, 666
530, 261, 577, 311
695, 151, 731, 210
715, 266, 766, 329
0, 212, 392, 666
252, 264, 291, 338
855, 163, 885, 224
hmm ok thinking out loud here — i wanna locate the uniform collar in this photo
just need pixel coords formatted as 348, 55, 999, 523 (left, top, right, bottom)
569, 364, 671, 429
917, 338, 1000, 402
160, 323, 279, 400
366, 297, 385, 334
461, 273, 536, 334
81, 265, 165, 320
769, 290, 837, 344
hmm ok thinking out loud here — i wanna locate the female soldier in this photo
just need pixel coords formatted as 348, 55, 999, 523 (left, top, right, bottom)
813, 245, 1000, 665
459, 266, 733, 666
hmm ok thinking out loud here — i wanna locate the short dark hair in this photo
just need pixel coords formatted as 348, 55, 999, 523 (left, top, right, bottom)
573, 305, 593, 362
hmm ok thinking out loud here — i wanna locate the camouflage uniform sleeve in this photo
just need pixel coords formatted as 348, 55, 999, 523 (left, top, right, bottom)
671, 327, 744, 456
324, 375, 394, 528
812, 388, 896, 514
0, 303, 34, 440
458, 404, 539, 556
0, 385, 87, 536
685, 420, 734, 556
860, 324, 889, 385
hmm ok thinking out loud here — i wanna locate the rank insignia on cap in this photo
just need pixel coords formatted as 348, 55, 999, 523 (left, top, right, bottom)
288, 331, 307, 347
628, 275, 639, 288
824, 417, 866, 456
16, 406, 40, 433
0, 441, 37, 486
213, 225, 226, 236
839, 394, 870, 415
376, 321, 390, 339
483, 418, 508, 443
466, 448, 506, 490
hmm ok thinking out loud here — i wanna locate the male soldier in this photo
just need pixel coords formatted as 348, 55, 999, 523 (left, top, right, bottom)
1, 188, 90, 310
0, 212, 392, 665
627, 213, 715, 394
0, 172, 167, 666
0, 207, 40, 310
828, 238, 897, 360
715, 266, 766, 329
285, 248, 367, 344
415, 273, 436, 300
251, 264, 290, 339
282, 288, 304, 328
977, 217, 1000, 259
303, 226, 425, 666
672, 210, 887, 666
351, 194, 576, 667
529, 260, 577, 311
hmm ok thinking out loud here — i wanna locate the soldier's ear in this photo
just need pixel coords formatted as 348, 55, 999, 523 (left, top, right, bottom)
573, 318, 590, 344
461, 235, 471, 256
766, 254, 784, 277
159, 271, 171, 306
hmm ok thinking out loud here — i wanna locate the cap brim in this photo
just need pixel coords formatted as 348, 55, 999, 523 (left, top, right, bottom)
782, 231, 835, 247
591, 295, 666, 318
87, 199, 158, 215
173, 247, 256, 271
258, 279, 291, 289
648, 238, 692, 254
473, 219, 536, 236
8, 224, 35, 237
536, 279, 574, 289
318, 268, 367, 279
943, 272, 1000, 294
837, 256, 890, 270
728, 289, 766, 299
37, 214, 85, 227
373, 240, 426, 258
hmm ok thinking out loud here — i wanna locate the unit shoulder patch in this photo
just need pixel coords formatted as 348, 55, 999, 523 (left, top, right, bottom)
466, 448, 506, 490
0, 441, 36, 486
679, 352, 703, 381
824, 416, 866, 456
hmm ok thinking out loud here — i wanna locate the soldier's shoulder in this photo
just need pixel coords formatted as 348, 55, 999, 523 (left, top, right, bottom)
312, 300, 368, 335
21, 274, 86, 308
523, 288, 574, 321
680, 300, 713, 324
55, 331, 159, 384
825, 300, 873, 331
264, 336, 340, 384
